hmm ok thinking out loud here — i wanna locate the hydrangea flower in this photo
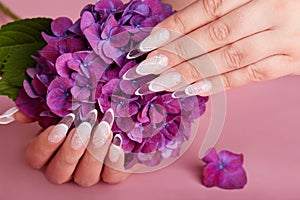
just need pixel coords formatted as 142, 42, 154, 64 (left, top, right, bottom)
202, 148, 247, 189
15, 0, 209, 168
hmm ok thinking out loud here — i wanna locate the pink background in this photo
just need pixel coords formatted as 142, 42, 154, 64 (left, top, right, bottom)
1, 0, 300, 199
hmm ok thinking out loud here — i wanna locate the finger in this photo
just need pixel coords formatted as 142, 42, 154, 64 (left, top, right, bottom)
125, 1, 275, 80
102, 134, 130, 184
172, 55, 295, 98
45, 116, 95, 184
14, 111, 35, 123
74, 109, 114, 187
171, 30, 283, 85
25, 113, 75, 169
137, 0, 252, 53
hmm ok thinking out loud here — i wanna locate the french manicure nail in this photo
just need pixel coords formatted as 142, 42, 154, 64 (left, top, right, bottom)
71, 122, 92, 150
149, 71, 182, 92
48, 124, 69, 144
185, 80, 213, 96
122, 67, 143, 80
102, 108, 114, 127
109, 134, 123, 163
0, 107, 18, 125
139, 29, 170, 52
136, 54, 169, 76
84, 109, 98, 127
48, 113, 75, 144
135, 83, 153, 96
92, 121, 111, 148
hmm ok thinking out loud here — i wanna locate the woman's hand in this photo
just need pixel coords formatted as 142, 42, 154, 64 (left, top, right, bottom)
125, 0, 300, 97
14, 109, 129, 187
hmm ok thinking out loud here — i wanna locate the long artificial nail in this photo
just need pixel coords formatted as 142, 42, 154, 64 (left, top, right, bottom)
139, 28, 171, 52
172, 80, 212, 98
136, 54, 169, 76
92, 121, 111, 148
126, 48, 146, 60
109, 134, 123, 163
122, 67, 142, 80
135, 83, 153, 96
149, 71, 182, 92
84, 109, 98, 127
185, 80, 213, 96
71, 122, 92, 150
0, 107, 18, 125
48, 113, 75, 144
101, 108, 114, 127
48, 124, 69, 144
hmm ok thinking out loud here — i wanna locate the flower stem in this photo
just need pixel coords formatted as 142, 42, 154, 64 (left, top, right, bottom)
0, 2, 19, 20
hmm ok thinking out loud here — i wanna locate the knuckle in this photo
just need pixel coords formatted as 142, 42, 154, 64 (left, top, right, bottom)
172, 41, 190, 61
223, 45, 244, 69
209, 21, 230, 44
171, 13, 187, 34
247, 64, 266, 82
62, 153, 79, 166
187, 63, 201, 81
203, 0, 223, 19
220, 74, 231, 90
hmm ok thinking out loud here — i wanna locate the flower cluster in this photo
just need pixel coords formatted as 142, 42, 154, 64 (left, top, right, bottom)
15, 0, 208, 168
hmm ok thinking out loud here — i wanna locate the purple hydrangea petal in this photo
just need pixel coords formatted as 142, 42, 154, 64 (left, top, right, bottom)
51, 17, 73, 37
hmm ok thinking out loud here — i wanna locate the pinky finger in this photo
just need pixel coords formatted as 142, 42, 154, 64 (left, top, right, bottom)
172, 55, 295, 98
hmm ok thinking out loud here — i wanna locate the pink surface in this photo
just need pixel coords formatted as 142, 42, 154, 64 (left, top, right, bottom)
1, 0, 300, 199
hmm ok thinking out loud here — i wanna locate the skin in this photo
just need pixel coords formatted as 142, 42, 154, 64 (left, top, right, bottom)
146, 0, 300, 95
14, 0, 300, 187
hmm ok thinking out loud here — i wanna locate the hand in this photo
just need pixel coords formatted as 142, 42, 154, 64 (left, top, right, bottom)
124, 0, 300, 97
13, 109, 130, 186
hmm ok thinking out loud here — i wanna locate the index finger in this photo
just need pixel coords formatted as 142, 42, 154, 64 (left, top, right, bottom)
138, 0, 252, 53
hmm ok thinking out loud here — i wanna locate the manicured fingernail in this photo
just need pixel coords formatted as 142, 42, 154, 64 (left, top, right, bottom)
185, 80, 213, 96
0, 107, 18, 125
122, 67, 142, 80
136, 54, 169, 76
139, 29, 170, 52
149, 71, 182, 92
71, 122, 92, 150
126, 48, 146, 59
84, 109, 98, 127
59, 113, 75, 127
48, 113, 75, 144
48, 124, 69, 144
102, 108, 114, 127
92, 121, 111, 148
109, 134, 122, 163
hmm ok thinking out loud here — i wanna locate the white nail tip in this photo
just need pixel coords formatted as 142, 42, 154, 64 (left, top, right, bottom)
109, 135, 123, 163
92, 121, 110, 148
48, 124, 68, 144
0, 107, 18, 124
149, 72, 182, 92
71, 122, 92, 150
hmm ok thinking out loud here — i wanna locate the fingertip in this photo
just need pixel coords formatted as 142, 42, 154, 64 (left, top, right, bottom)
14, 111, 35, 123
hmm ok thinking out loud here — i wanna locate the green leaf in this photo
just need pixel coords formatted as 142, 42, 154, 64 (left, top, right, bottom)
0, 18, 53, 100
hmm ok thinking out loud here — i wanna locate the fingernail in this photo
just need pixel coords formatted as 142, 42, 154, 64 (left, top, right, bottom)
0, 107, 18, 125
71, 122, 92, 150
122, 67, 142, 80
149, 71, 182, 92
135, 83, 153, 96
84, 109, 98, 127
139, 28, 170, 52
126, 48, 146, 60
185, 80, 213, 96
48, 113, 75, 144
92, 121, 111, 148
102, 108, 114, 127
109, 134, 122, 163
48, 124, 69, 144
136, 54, 169, 76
